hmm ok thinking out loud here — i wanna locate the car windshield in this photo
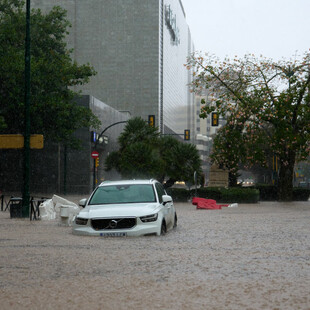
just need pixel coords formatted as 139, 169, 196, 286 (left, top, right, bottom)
89, 184, 156, 205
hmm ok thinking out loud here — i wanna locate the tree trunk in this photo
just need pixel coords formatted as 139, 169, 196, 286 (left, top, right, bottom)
277, 151, 296, 201
229, 171, 238, 187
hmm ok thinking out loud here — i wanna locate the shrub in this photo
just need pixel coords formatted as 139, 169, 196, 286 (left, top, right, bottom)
195, 187, 222, 201
255, 184, 278, 201
166, 185, 309, 203
292, 188, 310, 201
220, 188, 260, 203
195, 187, 259, 203
166, 188, 190, 202
255, 184, 310, 201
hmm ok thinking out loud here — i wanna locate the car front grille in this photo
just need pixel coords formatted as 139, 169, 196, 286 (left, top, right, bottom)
91, 217, 137, 230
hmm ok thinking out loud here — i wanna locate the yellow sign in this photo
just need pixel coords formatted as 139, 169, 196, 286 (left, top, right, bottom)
0, 134, 44, 149
30, 135, 44, 149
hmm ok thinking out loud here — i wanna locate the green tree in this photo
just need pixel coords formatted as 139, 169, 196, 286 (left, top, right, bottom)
159, 135, 202, 187
105, 117, 163, 179
0, 0, 99, 147
209, 113, 267, 186
187, 52, 310, 201
117, 116, 160, 149
105, 117, 202, 186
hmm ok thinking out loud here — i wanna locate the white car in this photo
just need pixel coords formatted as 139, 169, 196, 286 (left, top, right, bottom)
72, 179, 177, 237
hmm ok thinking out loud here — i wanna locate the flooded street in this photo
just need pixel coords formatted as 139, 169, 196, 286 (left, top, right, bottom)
1, 200, 310, 309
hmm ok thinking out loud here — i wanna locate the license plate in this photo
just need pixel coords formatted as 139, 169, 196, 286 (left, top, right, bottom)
100, 232, 127, 237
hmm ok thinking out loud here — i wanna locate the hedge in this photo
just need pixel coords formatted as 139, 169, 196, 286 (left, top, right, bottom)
166, 186, 309, 203
165, 188, 190, 202
196, 187, 259, 203
255, 184, 278, 201
166, 187, 260, 203
292, 188, 310, 201
255, 184, 310, 201
195, 187, 222, 201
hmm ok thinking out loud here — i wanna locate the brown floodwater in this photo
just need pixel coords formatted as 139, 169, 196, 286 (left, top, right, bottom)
0, 199, 309, 309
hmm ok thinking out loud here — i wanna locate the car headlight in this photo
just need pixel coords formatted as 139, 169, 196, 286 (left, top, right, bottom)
75, 217, 88, 225
140, 213, 158, 223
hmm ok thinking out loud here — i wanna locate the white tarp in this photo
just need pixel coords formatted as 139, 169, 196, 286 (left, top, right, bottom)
39, 195, 81, 226
228, 203, 238, 208
39, 199, 56, 220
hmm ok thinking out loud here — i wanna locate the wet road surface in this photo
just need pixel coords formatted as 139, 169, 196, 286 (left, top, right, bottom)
0, 200, 309, 309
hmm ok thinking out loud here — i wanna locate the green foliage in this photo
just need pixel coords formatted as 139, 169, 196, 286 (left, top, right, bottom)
195, 187, 222, 201
118, 117, 159, 149
105, 117, 202, 184
106, 117, 163, 179
165, 188, 191, 202
118, 142, 164, 180
0, 115, 6, 130
159, 135, 202, 184
0, 0, 100, 148
256, 184, 310, 201
187, 52, 310, 201
196, 187, 259, 203
105, 151, 120, 172
255, 184, 278, 201
167, 185, 309, 202
220, 188, 259, 203
292, 188, 310, 201
167, 187, 259, 203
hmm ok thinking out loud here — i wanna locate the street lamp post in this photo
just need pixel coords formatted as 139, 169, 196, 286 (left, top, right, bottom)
92, 121, 128, 190
22, 0, 31, 217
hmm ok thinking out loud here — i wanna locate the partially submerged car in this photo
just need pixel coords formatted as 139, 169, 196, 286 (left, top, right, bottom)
72, 179, 177, 237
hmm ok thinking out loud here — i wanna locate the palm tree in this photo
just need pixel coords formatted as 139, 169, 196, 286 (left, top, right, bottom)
105, 117, 202, 186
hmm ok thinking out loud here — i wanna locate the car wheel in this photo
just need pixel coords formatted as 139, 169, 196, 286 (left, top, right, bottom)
160, 221, 167, 235
173, 213, 177, 228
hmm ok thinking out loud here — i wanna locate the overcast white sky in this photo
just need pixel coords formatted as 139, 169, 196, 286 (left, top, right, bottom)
181, 0, 310, 61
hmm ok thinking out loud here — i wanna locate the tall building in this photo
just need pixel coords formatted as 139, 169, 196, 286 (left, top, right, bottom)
32, 0, 195, 139
0, 95, 129, 194
0, 1, 197, 196
194, 89, 226, 183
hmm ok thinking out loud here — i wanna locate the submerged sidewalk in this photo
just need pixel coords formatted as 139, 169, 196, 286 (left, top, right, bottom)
0, 200, 309, 309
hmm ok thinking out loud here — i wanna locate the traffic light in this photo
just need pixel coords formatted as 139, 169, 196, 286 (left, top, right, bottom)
211, 112, 219, 126
95, 157, 99, 167
184, 129, 190, 140
148, 115, 155, 127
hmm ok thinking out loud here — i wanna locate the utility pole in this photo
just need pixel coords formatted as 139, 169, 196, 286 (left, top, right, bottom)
92, 121, 128, 190
22, 0, 31, 217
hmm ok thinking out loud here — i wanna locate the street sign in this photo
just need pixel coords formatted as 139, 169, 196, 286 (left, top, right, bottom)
91, 151, 99, 158
0, 134, 44, 149
91, 131, 97, 143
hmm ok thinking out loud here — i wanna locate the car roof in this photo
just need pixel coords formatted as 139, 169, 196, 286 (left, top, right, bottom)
98, 179, 157, 187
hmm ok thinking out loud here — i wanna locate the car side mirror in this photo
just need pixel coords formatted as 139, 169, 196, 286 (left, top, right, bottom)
162, 195, 172, 205
79, 198, 87, 208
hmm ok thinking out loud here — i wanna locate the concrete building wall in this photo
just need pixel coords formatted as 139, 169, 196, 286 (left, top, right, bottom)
194, 89, 227, 183
0, 96, 129, 195
32, 0, 194, 138
32, 0, 160, 123
75, 1, 160, 122
161, 0, 193, 135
